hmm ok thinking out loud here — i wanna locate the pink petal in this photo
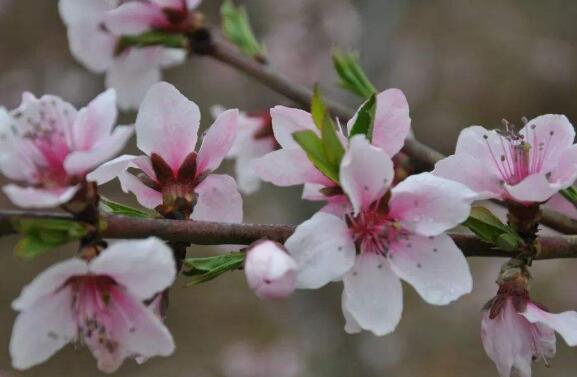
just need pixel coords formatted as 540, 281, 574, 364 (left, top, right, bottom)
58, 0, 116, 25
106, 57, 161, 111
284, 212, 355, 289
504, 174, 561, 203
388, 233, 472, 305
270, 106, 317, 149
522, 304, 577, 346
244, 241, 297, 300
191, 174, 243, 223
65, 125, 133, 175
71, 89, 118, 151
455, 125, 504, 164
66, 24, 116, 73
87, 154, 140, 184
340, 135, 394, 215
3, 184, 80, 208
0, 109, 38, 182
390, 173, 476, 237
252, 149, 332, 187
196, 109, 239, 174
433, 154, 504, 200
118, 172, 163, 209
547, 192, 577, 219
522, 114, 575, 174
89, 238, 176, 301
10, 287, 77, 370
105, 2, 168, 36
342, 253, 403, 336
233, 138, 276, 194
134, 82, 200, 170
549, 145, 577, 188
150, 0, 186, 10
12, 258, 88, 311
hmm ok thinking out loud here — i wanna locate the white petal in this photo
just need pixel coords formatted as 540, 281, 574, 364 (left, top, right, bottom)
90, 237, 176, 300
388, 233, 472, 305
522, 304, 577, 346
106, 58, 161, 111
196, 109, 239, 174
340, 135, 394, 215
270, 106, 317, 149
191, 174, 243, 223
87, 154, 140, 184
342, 253, 403, 336
10, 287, 77, 370
118, 171, 163, 209
70, 88, 117, 150
505, 174, 561, 203
390, 173, 476, 237
341, 292, 362, 334
66, 24, 116, 73
134, 81, 200, 169
3, 185, 80, 208
12, 258, 88, 311
284, 212, 355, 289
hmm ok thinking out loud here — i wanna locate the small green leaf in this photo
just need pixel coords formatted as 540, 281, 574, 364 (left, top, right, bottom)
332, 49, 377, 99
463, 206, 523, 251
117, 31, 187, 55
183, 253, 245, 286
221, 0, 266, 61
560, 186, 577, 210
321, 117, 345, 168
11, 218, 88, 259
293, 130, 339, 182
311, 85, 326, 130
348, 94, 377, 140
100, 197, 155, 218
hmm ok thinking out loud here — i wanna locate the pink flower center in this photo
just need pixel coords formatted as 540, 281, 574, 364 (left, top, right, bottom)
484, 122, 554, 185
346, 205, 407, 255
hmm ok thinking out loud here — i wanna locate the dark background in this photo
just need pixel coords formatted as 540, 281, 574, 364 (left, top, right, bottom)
1, 1, 577, 376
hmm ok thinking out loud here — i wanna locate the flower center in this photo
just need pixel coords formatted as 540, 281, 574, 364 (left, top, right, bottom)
484, 119, 554, 185
346, 205, 406, 256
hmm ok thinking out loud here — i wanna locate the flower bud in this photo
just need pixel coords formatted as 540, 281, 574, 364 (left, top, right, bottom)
244, 240, 297, 300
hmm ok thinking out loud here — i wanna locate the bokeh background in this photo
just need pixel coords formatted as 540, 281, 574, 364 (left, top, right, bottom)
1, 0, 577, 376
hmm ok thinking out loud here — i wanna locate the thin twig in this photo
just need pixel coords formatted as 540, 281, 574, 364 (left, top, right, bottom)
205, 37, 577, 234
1, 210, 577, 260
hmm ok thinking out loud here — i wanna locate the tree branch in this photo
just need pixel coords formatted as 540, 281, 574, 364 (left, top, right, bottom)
1, 210, 577, 260
204, 37, 577, 235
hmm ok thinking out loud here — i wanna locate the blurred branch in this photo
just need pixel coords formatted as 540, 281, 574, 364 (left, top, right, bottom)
202, 37, 576, 234
1, 210, 577, 259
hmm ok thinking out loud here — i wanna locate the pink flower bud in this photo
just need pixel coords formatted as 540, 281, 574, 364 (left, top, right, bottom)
244, 240, 297, 300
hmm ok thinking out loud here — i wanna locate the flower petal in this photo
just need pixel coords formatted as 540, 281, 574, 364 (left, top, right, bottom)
87, 154, 140, 184
342, 253, 403, 336
522, 304, 577, 346
105, 2, 168, 36
270, 106, 317, 149
90, 238, 176, 300
3, 184, 80, 208
191, 174, 243, 223
388, 233, 472, 305
252, 149, 331, 187
505, 174, 561, 203
10, 287, 77, 370
58, 0, 116, 25
547, 192, 577, 219
65, 125, 134, 175
390, 173, 476, 237
196, 109, 239, 174
549, 145, 577, 188
106, 57, 161, 111
454, 125, 504, 163
118, 172, 163, 209
433, 154, 504, 200
66, 24, 116, 73
341, 292, 362, 334
233, 138, 275, 194
70, 89, 118, 150
12, 258, 88, 311
245, 241, 297, 300
284, 212, 355, 289
340, 135, 394, 215
134, 82, 200, 169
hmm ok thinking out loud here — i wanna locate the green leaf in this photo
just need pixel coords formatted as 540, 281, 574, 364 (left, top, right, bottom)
311, 85, 326, 130
560, 186, 577, 210
321, 117, 345, 168
348, 94, 377, 140
183, 253, 245, 286
332, 49, 377, 99
11, 218, 88, 259
221, 0, 266, 61
293, 130, 339, 182
117, 31, 187, 55
100, 197, 155, 218
462, 206, 523, 251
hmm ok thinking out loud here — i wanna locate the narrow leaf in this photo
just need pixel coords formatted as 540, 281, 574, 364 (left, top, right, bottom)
221, 0, 266, 61
293, 130, 339, 182
321, 117, 345, 168
332, 49, 377, 99
348, 94, 377, 140
311, 85, 326, 130
100, 197, 155, 218
183, 253, 245, 286
462, 206, 523, 251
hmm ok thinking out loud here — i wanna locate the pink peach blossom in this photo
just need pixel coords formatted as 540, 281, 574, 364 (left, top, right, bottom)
89, 82, 242, 222
434, 115, 577, 203
212, 106, 276, 194
0, 89, 132, 208
58, 0, 197, 110
482, 283, 577, 377
9, 237, 176, 373
252, 89, 411, 213
285, 136, 475, 335
244, 240, 297, 300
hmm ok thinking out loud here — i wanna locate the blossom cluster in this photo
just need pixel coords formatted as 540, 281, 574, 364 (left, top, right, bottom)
0, 0, 577, 375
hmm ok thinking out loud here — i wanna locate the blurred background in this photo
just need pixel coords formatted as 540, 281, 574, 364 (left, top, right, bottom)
2, 0, 577, 376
